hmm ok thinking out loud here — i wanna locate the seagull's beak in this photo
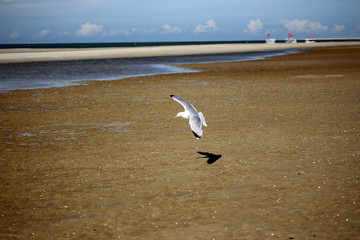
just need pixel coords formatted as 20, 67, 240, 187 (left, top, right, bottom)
174, 115, 178, 119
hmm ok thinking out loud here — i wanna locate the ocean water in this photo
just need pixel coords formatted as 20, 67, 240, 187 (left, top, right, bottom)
0, 49, 297, 91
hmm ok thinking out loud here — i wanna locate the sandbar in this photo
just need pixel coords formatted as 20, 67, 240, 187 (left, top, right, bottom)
1, 41, 360, 63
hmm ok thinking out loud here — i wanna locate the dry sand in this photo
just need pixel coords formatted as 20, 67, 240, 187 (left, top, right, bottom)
0, 46, 360, 239
1, 42, 360, 63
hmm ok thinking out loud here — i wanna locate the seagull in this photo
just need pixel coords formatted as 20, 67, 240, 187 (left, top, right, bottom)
170, 94, 207, 139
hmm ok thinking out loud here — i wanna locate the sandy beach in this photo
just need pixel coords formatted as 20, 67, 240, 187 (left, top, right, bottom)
1, 45, 360, 239
1, 42, 360, 63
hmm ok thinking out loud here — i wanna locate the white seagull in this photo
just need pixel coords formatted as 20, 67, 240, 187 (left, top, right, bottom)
170, 94, 207, 139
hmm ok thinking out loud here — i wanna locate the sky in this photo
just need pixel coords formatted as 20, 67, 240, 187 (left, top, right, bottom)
0, 0, 359, 44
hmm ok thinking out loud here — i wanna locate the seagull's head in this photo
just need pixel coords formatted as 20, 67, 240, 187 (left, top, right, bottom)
175, 111, 189, 119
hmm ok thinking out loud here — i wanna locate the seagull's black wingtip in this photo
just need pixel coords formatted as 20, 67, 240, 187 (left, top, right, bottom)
170, 94, 174, 98
192, 131, 202, 139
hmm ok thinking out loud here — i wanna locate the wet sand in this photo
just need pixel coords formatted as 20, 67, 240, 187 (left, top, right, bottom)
1, 42, 360, 63
1, 46, 360, 239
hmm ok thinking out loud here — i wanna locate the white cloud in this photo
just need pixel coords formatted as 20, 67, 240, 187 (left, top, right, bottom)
307, 21, 328, 32
125, 28, 138, 36
193, 20, 218, 33
126, 28, 138, 35
40, 29, 50, 36
280, 19, 328, 32
103, 28, 138, 36
34, 29, 51, 37
9, 30, 19, 39
103, 29, 118, 36
332, 24, 345, 32
243, 19, 263, 34
162, 24, 182, 34
76, 22, 103, 37
142, 28, 157, 35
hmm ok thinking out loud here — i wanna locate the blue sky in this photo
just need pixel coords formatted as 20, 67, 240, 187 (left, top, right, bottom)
0, 0, 359, 43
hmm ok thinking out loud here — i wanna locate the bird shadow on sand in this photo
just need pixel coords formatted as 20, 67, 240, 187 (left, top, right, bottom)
197, 151, 222, 164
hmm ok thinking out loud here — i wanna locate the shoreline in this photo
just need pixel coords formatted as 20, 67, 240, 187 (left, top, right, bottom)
1, 41, 360, 63
0, 48, 299, 92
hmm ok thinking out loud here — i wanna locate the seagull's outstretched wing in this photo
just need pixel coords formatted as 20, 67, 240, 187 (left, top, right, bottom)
170, 94, 205, 139
170, 94, 198, 116
189, 115, 203, 139
199, 112, 207, 127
